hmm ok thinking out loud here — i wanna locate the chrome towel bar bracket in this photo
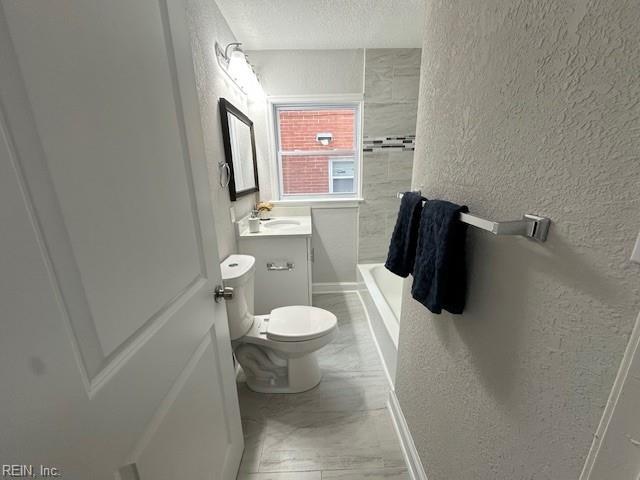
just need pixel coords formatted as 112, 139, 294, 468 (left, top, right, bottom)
396, 192, 551, 242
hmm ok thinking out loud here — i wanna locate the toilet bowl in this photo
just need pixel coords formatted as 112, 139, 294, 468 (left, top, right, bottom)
221, 254, 337, 393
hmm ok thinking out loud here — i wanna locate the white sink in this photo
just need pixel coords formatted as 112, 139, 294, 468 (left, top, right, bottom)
262, 219, 302, 230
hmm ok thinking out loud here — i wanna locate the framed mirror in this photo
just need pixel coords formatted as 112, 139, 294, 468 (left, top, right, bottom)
219, 98, 259, 201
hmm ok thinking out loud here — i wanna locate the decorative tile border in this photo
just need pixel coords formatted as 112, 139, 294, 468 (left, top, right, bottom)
363, 135, 415, 152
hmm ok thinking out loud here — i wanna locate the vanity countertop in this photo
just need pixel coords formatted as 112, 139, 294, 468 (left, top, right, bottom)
236, 206, 312, 238
238, 216, 312, 238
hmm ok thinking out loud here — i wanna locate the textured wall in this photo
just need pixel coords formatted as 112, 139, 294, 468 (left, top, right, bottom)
359, 49, 420, 263
247, 49, 364, 96
395, 1, 640, 479
184, 0, 267, 261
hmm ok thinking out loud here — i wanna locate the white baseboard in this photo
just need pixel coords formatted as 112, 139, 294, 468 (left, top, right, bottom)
312, 282, 361, 294
579, 310, 640, 479
388, 390, 428, 480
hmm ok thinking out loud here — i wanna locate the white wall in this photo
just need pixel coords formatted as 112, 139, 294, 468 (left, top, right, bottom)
247, 49, 366, 285
246, 49, 364, 96
311, 207, 359, 285
395, 1, 640, 479
184, 0, 269, 261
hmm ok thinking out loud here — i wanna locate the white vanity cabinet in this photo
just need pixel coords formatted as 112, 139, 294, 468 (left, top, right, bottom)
238, 235, 312, 315
236, 207, 313, 315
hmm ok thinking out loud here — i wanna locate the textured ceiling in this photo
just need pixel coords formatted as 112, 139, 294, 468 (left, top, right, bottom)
215, 0, 425, 50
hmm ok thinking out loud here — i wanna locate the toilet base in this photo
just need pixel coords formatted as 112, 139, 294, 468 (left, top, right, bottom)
244, 352, 322, 394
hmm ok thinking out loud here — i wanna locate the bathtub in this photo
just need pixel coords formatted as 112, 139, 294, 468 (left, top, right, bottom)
357, 263, 403, 384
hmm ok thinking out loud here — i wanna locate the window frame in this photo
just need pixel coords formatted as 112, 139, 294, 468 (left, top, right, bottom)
270, 97, 363, 202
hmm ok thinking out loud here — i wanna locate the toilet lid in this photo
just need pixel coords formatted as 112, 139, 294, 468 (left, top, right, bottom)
267, 306, 337, 342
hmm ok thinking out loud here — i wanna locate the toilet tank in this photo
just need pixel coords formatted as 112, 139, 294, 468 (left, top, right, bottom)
220, 254, 255, 340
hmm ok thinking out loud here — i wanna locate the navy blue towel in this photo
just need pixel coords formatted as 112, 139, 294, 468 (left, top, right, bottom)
385, 191, 425, 278
411, 200, 469, 314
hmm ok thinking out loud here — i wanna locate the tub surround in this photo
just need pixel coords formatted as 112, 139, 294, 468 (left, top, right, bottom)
358, 264, 403, 385
363, 135, 415, 153
359, 49, 421, 264
359, 264, 401, 347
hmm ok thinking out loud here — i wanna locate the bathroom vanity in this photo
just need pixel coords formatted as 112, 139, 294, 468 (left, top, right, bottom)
236, 206, 312, 315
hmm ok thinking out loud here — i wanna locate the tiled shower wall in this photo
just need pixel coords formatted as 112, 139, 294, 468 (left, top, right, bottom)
359, 49, 421, 263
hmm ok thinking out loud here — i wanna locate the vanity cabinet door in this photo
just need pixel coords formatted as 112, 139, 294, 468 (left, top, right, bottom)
239, 237, 311, 315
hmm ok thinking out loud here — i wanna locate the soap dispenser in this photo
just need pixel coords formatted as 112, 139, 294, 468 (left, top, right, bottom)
248, 209, 261, 233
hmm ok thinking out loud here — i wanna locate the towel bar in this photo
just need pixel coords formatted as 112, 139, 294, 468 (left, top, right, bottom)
395, 192, 551, 242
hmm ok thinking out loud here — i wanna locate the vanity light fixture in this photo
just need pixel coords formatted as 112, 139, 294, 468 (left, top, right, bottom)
214, 41, 261, 95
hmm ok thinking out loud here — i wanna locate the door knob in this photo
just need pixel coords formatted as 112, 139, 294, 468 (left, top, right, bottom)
213, 285, 234, 303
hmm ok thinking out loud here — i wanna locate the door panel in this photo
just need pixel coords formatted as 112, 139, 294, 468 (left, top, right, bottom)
4, 0, 204, 358
134, 335, 233, 480
0, 1, 243, 478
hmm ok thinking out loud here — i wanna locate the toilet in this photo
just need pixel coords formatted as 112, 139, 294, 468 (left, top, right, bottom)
221, 254, 338, 393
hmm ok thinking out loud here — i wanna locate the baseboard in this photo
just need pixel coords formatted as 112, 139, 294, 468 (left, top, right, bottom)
312, 282, 361, 294
387, 390, 429, 480
579, 310, 640, 479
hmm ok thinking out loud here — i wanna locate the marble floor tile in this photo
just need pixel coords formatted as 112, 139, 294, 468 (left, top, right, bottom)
262, 410, 383, 451
238, 416, 266, 473
239, 371, 388, 416
259, 447, 385, 473
237, 472, 321, 480
236, 293, 406, 478
321, 468, 409, 480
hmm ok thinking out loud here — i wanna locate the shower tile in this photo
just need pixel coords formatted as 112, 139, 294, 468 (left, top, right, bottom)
363, 178, 408, 201
359, 214, 384, 238
363, 102, 418, 137
365, 66, 393, 102
363, 152, 390, 185
387, 151, 414, 182
365, 49, 421, 69
392, 66, 421, 101
359, 233, 390, 264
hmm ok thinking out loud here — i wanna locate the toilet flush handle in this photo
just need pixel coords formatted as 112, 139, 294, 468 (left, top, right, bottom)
213, 285, 234, 303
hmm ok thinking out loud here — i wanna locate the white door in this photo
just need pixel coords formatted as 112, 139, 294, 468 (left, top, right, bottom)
0, 1, 243, 479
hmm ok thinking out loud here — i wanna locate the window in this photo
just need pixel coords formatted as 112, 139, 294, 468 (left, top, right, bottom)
274, 103, 360, 200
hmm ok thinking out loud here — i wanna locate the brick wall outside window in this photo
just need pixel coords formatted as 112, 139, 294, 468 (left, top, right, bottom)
278, 109, 355, 195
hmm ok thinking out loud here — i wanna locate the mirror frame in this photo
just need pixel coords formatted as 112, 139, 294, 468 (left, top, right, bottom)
219, 98, 259, 201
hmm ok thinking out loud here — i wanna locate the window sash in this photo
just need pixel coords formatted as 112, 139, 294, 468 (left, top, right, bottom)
329, 177, 355, 194
328, 158, 355, 194
274, 102, 361, 200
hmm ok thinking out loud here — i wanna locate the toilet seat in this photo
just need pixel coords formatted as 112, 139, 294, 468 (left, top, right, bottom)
267, 306, 337, 342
